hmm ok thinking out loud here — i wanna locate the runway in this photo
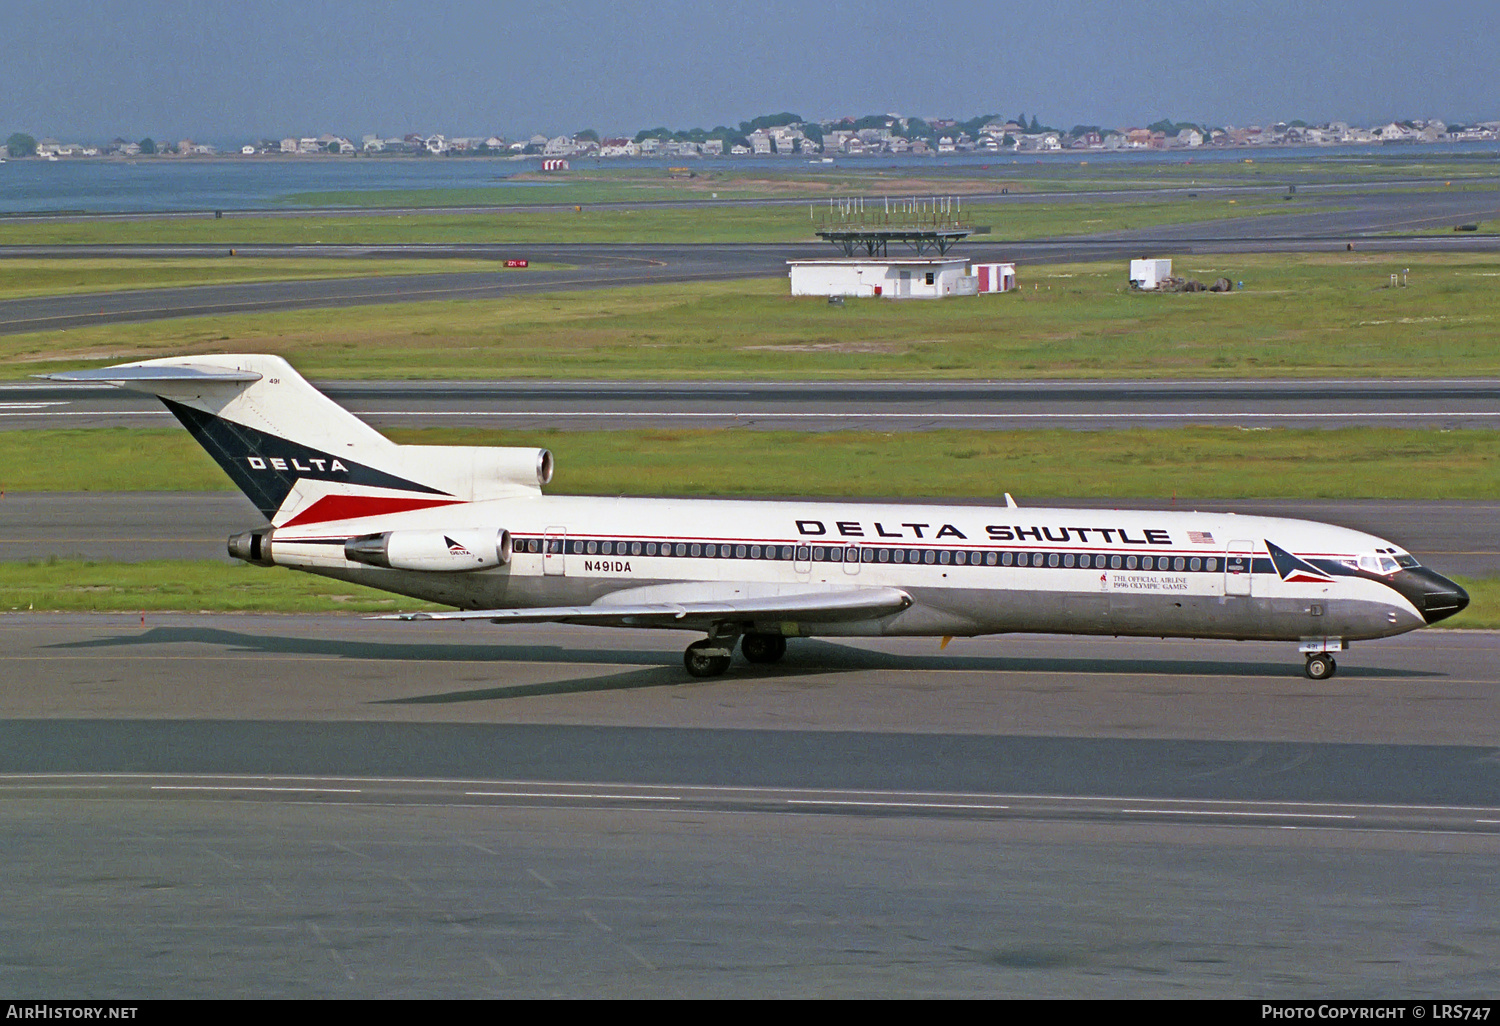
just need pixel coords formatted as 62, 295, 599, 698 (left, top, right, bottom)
2, 613, 1498, 996
6, 376, 1499, 430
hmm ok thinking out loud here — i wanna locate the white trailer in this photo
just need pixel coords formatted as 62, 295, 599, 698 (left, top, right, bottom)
1129, 258, 1173, 290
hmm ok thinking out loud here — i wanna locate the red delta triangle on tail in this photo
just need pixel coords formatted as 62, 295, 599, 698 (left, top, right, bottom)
280, 494, 464, 527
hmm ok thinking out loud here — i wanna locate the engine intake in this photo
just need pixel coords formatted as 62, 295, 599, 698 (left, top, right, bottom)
344, 528, 511, 572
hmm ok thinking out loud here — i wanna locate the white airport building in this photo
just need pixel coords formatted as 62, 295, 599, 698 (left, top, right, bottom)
787, 258, 1015, 299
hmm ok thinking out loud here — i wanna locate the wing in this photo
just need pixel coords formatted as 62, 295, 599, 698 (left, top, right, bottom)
372, 586, 912, 631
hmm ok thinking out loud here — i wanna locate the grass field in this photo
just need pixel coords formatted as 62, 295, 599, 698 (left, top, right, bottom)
276, 158, 1500, 207
0, 257, 559, 300
9, 252, 1500, 381
2, 557, 1493, 628
3, 425, 1496, 500
0, 558, 439, 614
0, 195, 1280, 247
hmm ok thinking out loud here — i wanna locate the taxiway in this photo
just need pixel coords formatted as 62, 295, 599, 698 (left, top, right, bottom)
2, 614, 1497, 997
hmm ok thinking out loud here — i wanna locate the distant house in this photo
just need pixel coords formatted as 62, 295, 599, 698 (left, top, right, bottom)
769, 127, 804, 153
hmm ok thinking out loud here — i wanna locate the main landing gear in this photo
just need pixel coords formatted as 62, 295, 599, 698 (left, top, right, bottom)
684, 639, 733, 678
1303, 653, 1337, 680
740, 632, 787, 665
683, 632, 788, 677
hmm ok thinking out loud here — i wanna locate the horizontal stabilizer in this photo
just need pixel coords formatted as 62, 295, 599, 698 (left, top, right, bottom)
374, 586, 912, 631
38, 365, 263, 386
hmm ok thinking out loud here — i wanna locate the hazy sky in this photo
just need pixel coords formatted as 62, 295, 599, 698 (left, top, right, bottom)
4, 0, 1496, 141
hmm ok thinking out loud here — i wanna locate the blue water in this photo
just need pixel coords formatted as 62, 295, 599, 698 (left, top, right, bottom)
1, 142, 1495, 215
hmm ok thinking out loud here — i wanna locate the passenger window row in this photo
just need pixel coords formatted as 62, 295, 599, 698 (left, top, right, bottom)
511, 537, 1224, 573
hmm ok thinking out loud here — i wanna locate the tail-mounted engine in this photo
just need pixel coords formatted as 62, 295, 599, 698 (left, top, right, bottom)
343, 528, 512, 572
227, 527, 276, 566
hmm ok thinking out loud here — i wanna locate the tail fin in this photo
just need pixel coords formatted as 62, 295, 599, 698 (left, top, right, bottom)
41, 355, 552, 526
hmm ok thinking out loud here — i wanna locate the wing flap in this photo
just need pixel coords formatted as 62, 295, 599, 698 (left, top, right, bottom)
373, 586, 912, 630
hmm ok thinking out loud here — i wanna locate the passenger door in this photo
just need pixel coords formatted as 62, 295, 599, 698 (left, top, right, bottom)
544, 527, 567, 576
1225, 541, 1254, 596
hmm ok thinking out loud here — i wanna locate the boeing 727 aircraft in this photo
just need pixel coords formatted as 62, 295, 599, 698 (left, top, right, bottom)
45, 354, 1469, 680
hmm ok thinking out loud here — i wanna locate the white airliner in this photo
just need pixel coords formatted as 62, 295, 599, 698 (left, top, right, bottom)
45, 354, 1469, 680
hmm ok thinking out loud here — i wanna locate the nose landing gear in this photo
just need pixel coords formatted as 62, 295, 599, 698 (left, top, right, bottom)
1304, 653, 1337, 680
1300, 639, 1343, 680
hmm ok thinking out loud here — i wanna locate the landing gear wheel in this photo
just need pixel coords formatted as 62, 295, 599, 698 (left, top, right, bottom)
684, 639, 732, 678
1304, 653, 1337, 680
741, 633, 787, 664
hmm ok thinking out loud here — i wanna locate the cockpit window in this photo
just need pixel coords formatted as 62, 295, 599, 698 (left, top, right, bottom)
1358, 554, 1401, 575
1396, 554, 1420, 568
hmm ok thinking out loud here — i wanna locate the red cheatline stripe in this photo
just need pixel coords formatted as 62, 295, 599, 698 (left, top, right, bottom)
280, 495, 463, 527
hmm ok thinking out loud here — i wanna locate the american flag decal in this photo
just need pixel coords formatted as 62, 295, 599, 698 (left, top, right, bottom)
1188, 531, 1215, 544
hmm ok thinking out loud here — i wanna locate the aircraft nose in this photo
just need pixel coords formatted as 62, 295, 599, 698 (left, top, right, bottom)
1412, 570, 1469, 624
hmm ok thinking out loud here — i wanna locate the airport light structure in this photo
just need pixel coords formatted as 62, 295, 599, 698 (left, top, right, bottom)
812, 196, 989, 257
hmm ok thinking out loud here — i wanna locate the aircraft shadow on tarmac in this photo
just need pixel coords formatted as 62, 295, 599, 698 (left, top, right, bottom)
46, 626, 1445, 704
